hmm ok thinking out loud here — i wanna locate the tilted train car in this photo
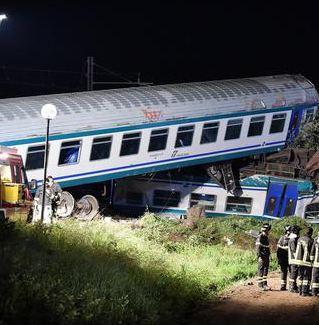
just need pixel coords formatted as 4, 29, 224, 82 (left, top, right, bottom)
0, 74, 318, 191
112, 172, 319, 223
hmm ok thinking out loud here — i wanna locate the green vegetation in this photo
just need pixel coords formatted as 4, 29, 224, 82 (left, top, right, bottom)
0, 214, 316, 325
293, 115, 319, 150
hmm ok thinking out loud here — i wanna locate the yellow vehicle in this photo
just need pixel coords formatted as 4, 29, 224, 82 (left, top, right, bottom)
0, 146, 31, 219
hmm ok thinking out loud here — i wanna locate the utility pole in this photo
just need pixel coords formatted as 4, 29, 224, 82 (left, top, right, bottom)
86, 56, 94, 91
85, 56, 152, 91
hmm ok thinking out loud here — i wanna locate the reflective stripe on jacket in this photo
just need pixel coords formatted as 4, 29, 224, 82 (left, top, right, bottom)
288, 234, 299, 265
277, 234, 289, 263
256, 233, 270, 257
310, 236, 319, 268
294, 235, 313, 267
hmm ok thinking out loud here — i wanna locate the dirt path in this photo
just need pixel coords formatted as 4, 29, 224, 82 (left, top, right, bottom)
188, 272, 319, 325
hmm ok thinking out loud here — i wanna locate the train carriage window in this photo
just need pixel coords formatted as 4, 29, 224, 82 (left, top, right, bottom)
269, 113, 286, 134
265, 197, 276, 215
247, 116, 265, 137
304, 203, 319, 220
175, 125, 195, 148
225, 196, 252, 214
58, 140, 81, 165
225, 119, 243, 140
190, 193, 216, 211
0, 164, 12, 182
13, 165, 21, 184
90, 136, 112, 161
126, 191, 144, 205
148, 128, 169, 152
304, 108, 315, 123
153, 190, 181, 207
200, 122, 219, 144
120, 132, 141, 156
25, 145, 45, 170
283, 198, 295, 217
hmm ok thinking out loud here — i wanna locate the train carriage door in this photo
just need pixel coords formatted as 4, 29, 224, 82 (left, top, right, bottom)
287, 109, 303, 142
264, 182, 298, 218
278, 183, 298, 218
287, 108, 303, 143
264, 183, 285, 218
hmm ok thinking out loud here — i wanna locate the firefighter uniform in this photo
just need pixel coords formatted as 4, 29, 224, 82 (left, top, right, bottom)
310, 235, 319, 296
277, 226, 291, 290
295, 228, 313, 296
287, 226, 300, 293
256, 223, 271, 290
32, 176, 62, 223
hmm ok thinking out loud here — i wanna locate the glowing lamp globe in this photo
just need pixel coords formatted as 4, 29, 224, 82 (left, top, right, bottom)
41, 103, 57, 119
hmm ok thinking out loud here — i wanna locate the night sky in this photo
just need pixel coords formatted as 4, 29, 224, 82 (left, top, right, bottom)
1, 1, 319, 98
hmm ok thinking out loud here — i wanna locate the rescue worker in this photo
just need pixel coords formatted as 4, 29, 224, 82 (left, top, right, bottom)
287, 225, 300, 293
295, 227, 313, 296
32, 176, 62, 223
256, 222, 271, 290
277, 225, 292, 290
310, 230, 319, 296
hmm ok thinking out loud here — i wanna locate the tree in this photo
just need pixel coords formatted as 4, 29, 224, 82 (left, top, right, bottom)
293, 116, 319, 150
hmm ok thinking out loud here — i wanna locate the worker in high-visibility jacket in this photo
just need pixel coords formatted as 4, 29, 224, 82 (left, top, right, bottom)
295, 227, 313, 296
310, 230, 319, 296
277, 225, 291, 290
256, 223, 271, 291
288, 225, 300, 293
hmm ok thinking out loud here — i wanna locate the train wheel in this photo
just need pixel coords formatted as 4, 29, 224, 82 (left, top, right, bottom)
56, 191, 75, 218
74, 195, 99, 221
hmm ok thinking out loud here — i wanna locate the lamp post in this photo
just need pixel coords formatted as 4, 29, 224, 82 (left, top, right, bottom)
40, 103, 57, 223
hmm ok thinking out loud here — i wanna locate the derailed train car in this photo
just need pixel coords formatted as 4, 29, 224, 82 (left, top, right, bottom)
0, 74, 318, 193
113, 173, 319, 223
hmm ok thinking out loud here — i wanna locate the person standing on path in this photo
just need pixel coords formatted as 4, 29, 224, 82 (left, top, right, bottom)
288, 225, 300, 293
277, 225, 292, 290
310, 230, 319, 296
295, 227, 313, 296
256, 223, 271, 291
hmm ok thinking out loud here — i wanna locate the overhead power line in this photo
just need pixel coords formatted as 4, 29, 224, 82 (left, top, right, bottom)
86, 56, 153, 91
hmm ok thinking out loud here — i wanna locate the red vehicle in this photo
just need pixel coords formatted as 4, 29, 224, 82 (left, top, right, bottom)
0, 146, 31, 219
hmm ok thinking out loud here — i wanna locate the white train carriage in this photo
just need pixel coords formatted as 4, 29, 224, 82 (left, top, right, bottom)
0, 74, 318, 188
112, 173, 319, 223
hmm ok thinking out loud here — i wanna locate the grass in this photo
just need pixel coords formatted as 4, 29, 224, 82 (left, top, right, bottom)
0, 213, 316, 324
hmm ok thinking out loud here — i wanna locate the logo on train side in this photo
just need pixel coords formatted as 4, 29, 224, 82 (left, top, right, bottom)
141, 107, 162, 121
272, 95, 286, 108
250, 98, 265, 109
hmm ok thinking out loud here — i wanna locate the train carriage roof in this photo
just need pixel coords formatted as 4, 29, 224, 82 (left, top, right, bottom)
0, 74, 318, 144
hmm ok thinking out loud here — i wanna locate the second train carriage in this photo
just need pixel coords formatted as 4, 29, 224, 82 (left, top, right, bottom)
112, 172, 319, 223
0, 74, 318, 189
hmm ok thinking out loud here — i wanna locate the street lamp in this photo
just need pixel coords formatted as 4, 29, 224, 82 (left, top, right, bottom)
40, 103, 57, 223
0, 14, 7, 26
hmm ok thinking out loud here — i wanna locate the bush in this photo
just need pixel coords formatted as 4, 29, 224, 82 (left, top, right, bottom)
270, 216, 318, 238
3, 213, 315, 325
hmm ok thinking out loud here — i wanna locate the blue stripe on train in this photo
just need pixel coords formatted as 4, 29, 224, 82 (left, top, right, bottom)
43, 143, 285, 187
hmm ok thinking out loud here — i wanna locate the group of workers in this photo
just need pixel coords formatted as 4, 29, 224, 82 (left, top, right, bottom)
256, 222, 319, 296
